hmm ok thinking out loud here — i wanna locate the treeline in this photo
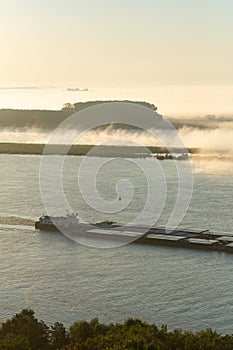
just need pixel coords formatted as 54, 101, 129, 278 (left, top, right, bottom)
0, 100, 158, 129
1, 309, 233, 350
0, 143, 198, 156
0, 109, 70, 129
71, 101, 157, 113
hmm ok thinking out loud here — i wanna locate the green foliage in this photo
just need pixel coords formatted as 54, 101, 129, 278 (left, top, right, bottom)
0, 309, 49, 350
50, 322, 69, 349
69, 317, 109, 347
70, 320, 92, 344
1, 310, 233, 350
0, 334, 31, 350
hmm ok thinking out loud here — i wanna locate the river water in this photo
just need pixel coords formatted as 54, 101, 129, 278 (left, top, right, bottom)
0, 154, 233, 332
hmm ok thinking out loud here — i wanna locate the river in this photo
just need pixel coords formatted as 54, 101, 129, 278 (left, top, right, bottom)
0, 154, 233, 332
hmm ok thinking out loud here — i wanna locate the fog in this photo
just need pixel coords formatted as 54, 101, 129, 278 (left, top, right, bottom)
0, 121, 232, 175
179, 123, 233, 154
1, 122, 233, 150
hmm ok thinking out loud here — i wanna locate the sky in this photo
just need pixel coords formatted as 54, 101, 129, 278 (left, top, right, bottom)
0, 0, 233, 86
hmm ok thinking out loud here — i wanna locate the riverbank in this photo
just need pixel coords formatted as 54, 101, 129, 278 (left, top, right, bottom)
0, 143, 198, 157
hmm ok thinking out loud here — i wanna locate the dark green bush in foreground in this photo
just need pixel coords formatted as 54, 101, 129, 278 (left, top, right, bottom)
1, 309, 233, 350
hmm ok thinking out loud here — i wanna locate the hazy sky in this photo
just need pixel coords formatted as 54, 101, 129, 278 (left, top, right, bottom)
1, 0, 233, 86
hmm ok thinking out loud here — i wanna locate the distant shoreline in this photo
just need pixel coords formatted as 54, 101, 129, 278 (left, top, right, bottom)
0, 143, 198, 157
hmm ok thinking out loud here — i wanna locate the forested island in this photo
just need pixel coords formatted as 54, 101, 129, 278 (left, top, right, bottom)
0, 309, 232, 350
1, 100, 230, 130
0, 100, 158, 129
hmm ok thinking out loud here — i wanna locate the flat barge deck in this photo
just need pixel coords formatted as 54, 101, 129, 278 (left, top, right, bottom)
35, 218, 233, 253
140, 227, 233, 253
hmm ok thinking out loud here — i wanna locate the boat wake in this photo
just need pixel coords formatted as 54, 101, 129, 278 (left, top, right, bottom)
0, 216, 34, 227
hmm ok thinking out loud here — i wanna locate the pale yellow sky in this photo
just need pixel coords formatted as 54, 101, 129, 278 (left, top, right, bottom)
0, 0, 233, 86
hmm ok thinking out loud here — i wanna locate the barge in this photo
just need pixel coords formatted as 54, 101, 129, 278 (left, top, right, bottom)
35, 213, 233, 253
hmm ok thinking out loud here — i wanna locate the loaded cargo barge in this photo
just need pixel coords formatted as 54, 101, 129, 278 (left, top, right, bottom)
35, 213, 233, 253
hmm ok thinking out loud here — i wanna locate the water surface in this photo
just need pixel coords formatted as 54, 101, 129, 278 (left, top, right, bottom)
0, 154, 232, 333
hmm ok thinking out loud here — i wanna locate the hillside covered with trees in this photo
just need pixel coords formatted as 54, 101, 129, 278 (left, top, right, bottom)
1, 309, 233, 350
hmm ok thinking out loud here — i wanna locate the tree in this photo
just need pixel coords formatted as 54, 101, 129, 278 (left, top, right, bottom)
0, 309, 49, 350
69, 320, 92, 345
62, 103, 74, 111
0, 334, 31, 350
50, 322, 69, 349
